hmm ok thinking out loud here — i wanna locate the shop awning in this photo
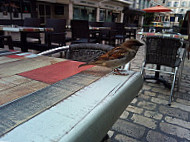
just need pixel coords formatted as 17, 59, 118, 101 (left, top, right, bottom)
56, 0, 69, 4
113, 0, 133, 5
37, 0, 70, 4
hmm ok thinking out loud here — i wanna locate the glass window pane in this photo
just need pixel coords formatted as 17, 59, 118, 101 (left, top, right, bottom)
39, 4, 44, 15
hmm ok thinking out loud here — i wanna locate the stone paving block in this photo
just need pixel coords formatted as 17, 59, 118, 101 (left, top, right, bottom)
152, 87, 170, 94
131, 114, 157, 129
139, 94, 150, 100
151, 97, 168, 105
159, 105, 189, 120
176, 98, 190, 106
160, 122, 190, 141
131, 98, 137, 104
137, 101, 157, 110
156, 94, 170, 100
172, 102, 190, 112
126, 105, 143, 114
115, 134, 140, 142
143, 91, 156, 96
146, 130, 177, 142
144, 110, 163, 120
120, 111, 129, 119
108, 130, 114, 138
165, 116, 190, 129
112, 119, 145, 139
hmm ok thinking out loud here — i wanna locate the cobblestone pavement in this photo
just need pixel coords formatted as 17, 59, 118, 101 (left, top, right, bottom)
109, 38, 190, 142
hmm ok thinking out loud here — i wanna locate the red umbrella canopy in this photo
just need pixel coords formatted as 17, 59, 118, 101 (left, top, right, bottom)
142, 5, 172, 12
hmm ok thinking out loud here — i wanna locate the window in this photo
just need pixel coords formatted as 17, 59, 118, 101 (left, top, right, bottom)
54, 4, 64, 15
73, 5, 96, 22
167, 2, 171, 7
22, 0, 31, 13
99, 9, 105, 21
174, 2, 178, 7
182, 1, 187, 7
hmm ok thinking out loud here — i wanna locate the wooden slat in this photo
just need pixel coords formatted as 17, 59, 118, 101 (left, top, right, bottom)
0, 56, 65, 78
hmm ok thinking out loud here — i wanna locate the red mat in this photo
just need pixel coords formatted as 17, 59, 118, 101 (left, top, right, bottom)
18, 60, 93, 84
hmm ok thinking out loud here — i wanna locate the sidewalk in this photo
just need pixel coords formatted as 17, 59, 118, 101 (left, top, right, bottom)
109, 39, 190, 142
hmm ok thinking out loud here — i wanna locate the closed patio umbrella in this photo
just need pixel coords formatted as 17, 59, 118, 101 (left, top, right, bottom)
142, 5, 172, 13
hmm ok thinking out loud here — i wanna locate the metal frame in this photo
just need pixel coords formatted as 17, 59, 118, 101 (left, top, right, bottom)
141, 36, 186, 105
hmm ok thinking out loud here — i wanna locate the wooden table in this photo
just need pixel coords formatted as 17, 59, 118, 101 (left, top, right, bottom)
0, 49, 143, 142
0, 26, 53, 52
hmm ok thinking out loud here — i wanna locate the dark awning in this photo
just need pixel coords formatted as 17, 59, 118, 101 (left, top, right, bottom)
123, 7, 145, 15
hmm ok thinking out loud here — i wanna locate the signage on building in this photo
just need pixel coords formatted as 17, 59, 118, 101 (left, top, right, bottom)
73, 0, 98, 7
100, 3, 123, 11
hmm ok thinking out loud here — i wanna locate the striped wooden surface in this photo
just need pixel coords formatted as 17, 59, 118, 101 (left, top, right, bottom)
0, 27, 53, 32
0, 50, 112, 136
0, 72, 143, 142
0, 50, 143, 141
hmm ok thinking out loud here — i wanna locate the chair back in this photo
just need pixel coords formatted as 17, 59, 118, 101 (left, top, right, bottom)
89, 22, 103, 27
71, 20, 90, 39
45, 19, 66, 45
24, 18, 41, 39
102, 22, 116, 29
115, 23, 125, 35
145, 36, 181, 67
66, 43, 114, 62
24, 18, 40, 27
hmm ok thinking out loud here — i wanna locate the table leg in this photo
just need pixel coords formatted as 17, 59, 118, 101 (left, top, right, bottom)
134, 29, 136, 39
20, 32, 28, 52
0, 31, 4, 48
155, 65, 160, 79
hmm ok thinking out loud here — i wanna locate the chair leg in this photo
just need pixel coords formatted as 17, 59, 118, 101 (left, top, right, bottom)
140, 62, 146, 75
168, 67, 178, 105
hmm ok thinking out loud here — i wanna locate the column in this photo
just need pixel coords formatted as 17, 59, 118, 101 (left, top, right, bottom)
96, 7, 100, 22
68, 2, 73, 25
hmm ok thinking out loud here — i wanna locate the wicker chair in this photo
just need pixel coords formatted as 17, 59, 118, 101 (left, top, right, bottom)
66, 43, 114, 62
38, 43, 114, 63
141, 36, 185, 105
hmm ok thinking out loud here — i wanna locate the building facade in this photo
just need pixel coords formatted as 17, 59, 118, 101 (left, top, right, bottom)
166, 0, 190, 25
0, 0, 133, 26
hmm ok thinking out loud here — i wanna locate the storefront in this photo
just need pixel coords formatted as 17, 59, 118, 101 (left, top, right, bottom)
36, 0, 69, 25
0, 0, 133, 26
71, 0, 131, 23
72, 0, 98, 22
0, 0, 36, 25
123, 7, 145, 27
